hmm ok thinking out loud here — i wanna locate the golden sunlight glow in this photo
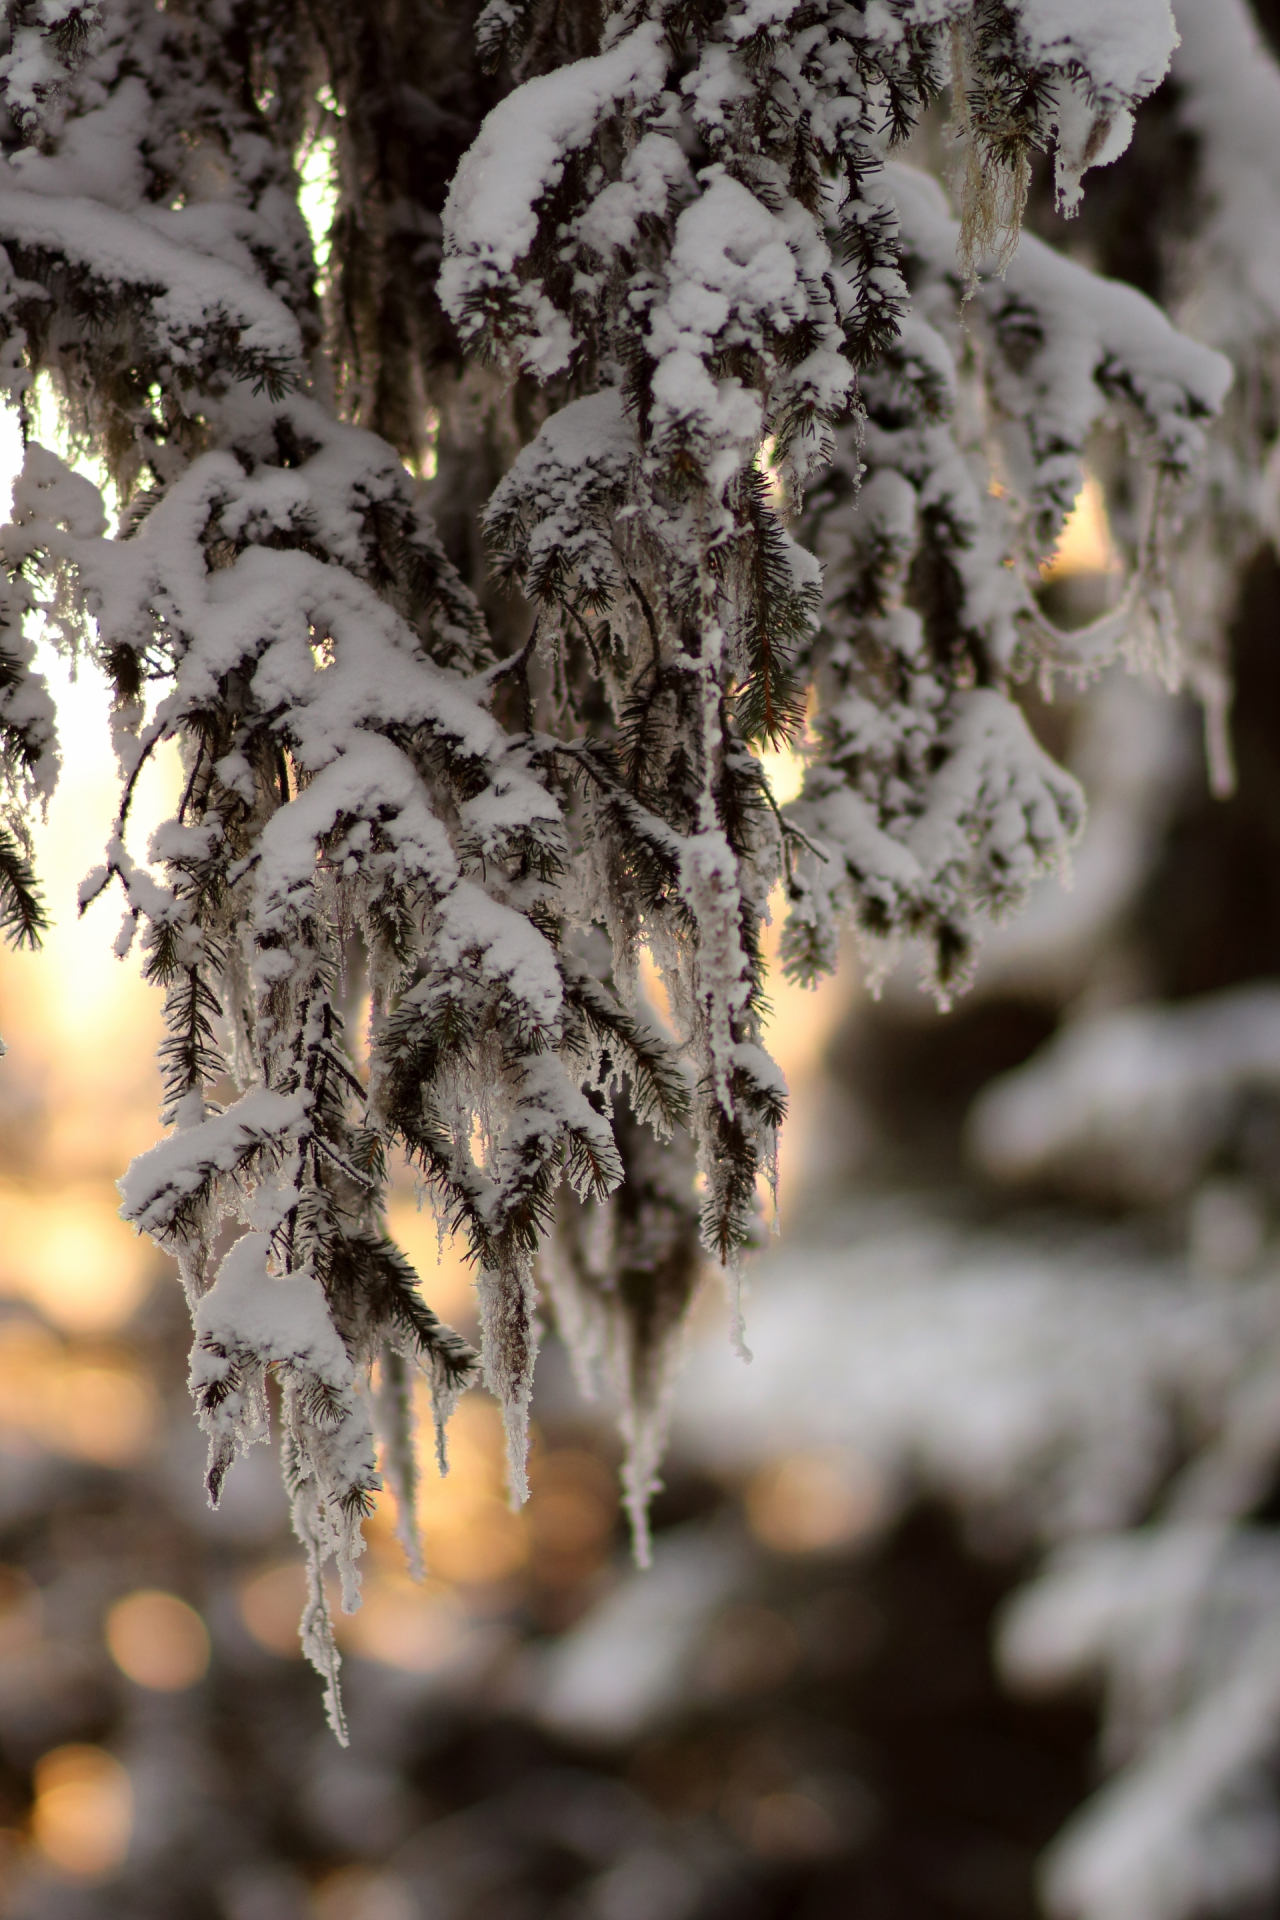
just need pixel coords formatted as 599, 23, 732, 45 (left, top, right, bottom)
295, 1428, 627, 1671
758, 886, 853, 1217
746, 1790, 839, 1861
527, 1447, 616, 1566
0, 1322, 156, 1465
105, 1591, 211, 1691
638, 878, 853, 1222
411, 1393, 528, 1585
1040, 473, 1122, 580
238, 1394, 534, 1668
337, 1574, 466, 1674
312, 1865, 416, 1920
382, 1199, 476, 1329
0, 651, 179, 1334
0, 1188, 153, 1334
30, 1745, 132, 1878
0, 366, 183, 1342
759, 434, 784, 507
0, 1566, 43, 1661
0, 377, 855, 1633
756, 740, 806, 807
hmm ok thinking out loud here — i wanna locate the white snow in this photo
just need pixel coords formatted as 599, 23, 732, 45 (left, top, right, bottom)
971, 985, 1280, 1204
119, 1088, 311, 1240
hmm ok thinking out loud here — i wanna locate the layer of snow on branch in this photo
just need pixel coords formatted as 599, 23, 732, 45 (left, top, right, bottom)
1013, 0, 1177, 98
970, 985, 1280, 1203
888, 161, 1231, 525
440, 19, 668, 371
1012, 0, 1178, 211
1004, 1527, 1280, 1920
674, 1210, 1270, 1539
119, 1089, 311, 1239
0, 174, 301, 369
192, 1234, 351, 1388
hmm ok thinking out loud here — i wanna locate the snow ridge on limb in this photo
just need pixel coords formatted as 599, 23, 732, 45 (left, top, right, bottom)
784, 162, 1230, 1000
16, 383, 630, 1676
451, 0, 941, 1372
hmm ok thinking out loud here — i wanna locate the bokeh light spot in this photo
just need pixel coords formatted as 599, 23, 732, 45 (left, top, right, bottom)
699, 1604, 799, 1696
529, 1449, 617, 1552
336, 1574, 464, 1674
106, 1590, 210, 1690
0, 1566, 41, 1658
238, 1561, 308, 1659
0, 1188, 153, 1334
31, 1745, 131, 1878
422, 1492, 527, 1585
748, 1789, 838, 1860
0, 1322, 156, 1465
311, 1864, 415, 1920
745, 1449, 884, 1554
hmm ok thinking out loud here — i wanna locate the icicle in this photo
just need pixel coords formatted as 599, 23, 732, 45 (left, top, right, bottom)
375, 1345, 424, 1580
477, 1261, 539, 1505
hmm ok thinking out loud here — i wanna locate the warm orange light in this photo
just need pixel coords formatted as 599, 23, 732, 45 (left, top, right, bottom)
1041, 474, 1122, 580
745, 1448, 884, 1554
747, 1790, 838, 1860
0, 1323, 156, 1466
421, 1492, 528, 1585
0, 647, 180, 1343
105, 1590, 210, 1690
410, 1395, 528, 1583
526, 1447, 618, 1583
757, 890, 856, 1219
527, 1486, 614, 1557
30, 1745, 132, 1878
0, 1323, 62, 1442
53, 1363, 155, 1467
0, 1566, 42, 1659
381, 1198, 475, 1328
639, 875, 855, 1222
757, 739, 807, 807
311, 1864, 416, 1920
238, 1562, 308, 1659
336, 1573, 464, 1673
0, 1187, 155, 1334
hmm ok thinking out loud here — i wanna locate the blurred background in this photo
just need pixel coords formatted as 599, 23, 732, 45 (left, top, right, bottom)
9, 55, 1280, 1920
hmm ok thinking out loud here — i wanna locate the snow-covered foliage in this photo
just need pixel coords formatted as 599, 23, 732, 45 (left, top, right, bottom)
671, 1194, 1280, 1920
0, 0, 1239, 1732
676, 1210, 1273, 1544
1161, 0, 1280, 791
1004, 1525, 1280, 1920
786, 161, 1227, 995
971, 984, 1280, 1204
